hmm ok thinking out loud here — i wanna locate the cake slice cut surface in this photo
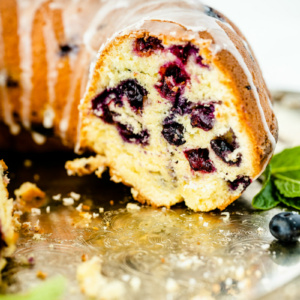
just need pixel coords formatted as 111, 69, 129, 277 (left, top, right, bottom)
78, 25, 277, 212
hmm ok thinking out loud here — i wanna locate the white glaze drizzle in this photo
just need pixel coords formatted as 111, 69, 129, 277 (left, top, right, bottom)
83, 0, 129, 56
17, 0, 45, 129
59, 50, 90, 139
43, 7, 58, 129
31, 131, 46, 145
57, 0, 101, 139
0, 13, 20, 135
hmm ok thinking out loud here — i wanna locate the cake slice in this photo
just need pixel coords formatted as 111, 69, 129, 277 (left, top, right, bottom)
0, 160, 15, 274
77, 12, 277, 212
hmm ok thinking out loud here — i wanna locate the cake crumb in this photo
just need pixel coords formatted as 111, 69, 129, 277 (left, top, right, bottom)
110, 200, 114, 206
221, 212, 230, 222
257, 227, 264, 233
36, 270, 47, 280
261, 244, 270, 250
203, 222, 208, 227
12, 213, 22, 230
130, 277, 141, 291
166, 278, 179, 293
65, 155, 107, 177
52, 194, 61, 201
92, 213, 99, 218
79, 212, 92, 221
15, 182, 46, 210
76, 203, 83, 212
46, 206, 50, 213
82, 205, 90, 211
33, 220, 40, 232
22, 222, 32, 230
77, 256, 125, 299
31, 208, 41, 216
33, 233, 42, 240
70, 192, 81, 201
63, 197, 74, 206
126, 203, 141, 211
99, 207, 104, 213
81, 254, 88, 262
122, 274, 130, 282
131, 188, 138, 198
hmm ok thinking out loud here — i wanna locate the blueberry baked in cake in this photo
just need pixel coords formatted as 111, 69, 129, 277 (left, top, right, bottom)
0, 161, 15, 274
0, 0, 278, 211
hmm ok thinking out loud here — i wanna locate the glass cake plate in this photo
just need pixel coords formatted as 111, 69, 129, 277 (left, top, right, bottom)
1, 92, 300, 300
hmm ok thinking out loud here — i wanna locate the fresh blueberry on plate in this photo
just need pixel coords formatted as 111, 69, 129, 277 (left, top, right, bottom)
269, 212, 300, 243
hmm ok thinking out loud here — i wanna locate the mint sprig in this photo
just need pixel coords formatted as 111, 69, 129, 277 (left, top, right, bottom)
252, 165, 279, 209
252, 146, 300, 210
0, 276, 66, 300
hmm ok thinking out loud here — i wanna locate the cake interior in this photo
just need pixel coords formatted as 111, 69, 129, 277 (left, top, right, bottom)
79, 33, 256, 211
0, 161, 14, 271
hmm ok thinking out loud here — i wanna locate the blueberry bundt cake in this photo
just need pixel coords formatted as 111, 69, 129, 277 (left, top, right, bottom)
0, 0, 278, 211
0, 161, 15, 275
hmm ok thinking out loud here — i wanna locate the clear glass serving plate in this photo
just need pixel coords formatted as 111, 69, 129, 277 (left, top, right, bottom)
1, 91, 300, 300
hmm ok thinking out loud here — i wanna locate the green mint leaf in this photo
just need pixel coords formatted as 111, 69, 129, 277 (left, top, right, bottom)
253, 165, 280, 209
276, 170, 300, 180
276, 191, 300, 210
274, 174, 300, 198
271, 146, 300, 174
0, 275, 66, 300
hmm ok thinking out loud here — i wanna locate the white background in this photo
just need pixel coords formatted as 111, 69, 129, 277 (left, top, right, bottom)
205, 0, 300, 92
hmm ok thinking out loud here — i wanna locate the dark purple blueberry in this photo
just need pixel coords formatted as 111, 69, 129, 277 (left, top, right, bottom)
169, 43, 197, 65
155, 62, 190, 102
210, 130, 241, 165
169, 43, 209, 68
190, 104, 215, 131
117, 123, 149, 146
59, 44, 79, 57
162, 121, 186, 146
91, 88, 119, 124
184, 148, 216, 173
134, 36, 164, 56
269, 212, 300, 243
195, 55, 209, 68
172, 97, 192, 116
204, 6, 225, 22
117, 79, 147, 113
91, 80, 150, 146
228, 176, 251, 191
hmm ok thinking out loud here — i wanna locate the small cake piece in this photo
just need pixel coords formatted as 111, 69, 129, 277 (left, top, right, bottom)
0, 161, 16, 274
77, 256, 125, 299
14, 182, 46, 211
65, 155, 107, 178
